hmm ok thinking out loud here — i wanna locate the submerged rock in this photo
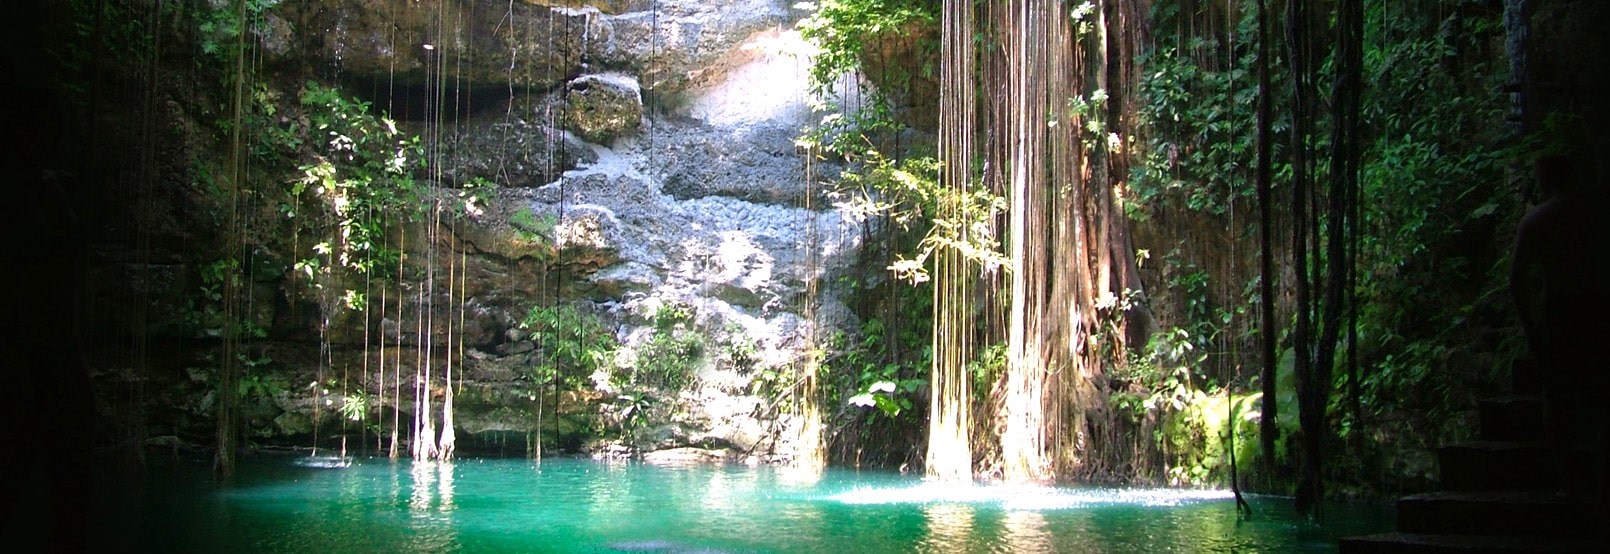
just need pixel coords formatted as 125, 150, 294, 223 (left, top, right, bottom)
641, 446, 735, 465
291, 455, 354, 469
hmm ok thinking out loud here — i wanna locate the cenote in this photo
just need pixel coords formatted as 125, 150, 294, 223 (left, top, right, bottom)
91, 455, 1391, 553
15, 0, 1606, 552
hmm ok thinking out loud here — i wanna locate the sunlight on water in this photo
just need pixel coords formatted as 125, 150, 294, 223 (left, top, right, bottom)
826, 482, 1235, 509
91, 456, 1390, 553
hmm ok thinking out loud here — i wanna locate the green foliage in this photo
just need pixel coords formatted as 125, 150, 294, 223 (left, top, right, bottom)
610, 393, 655, 440
1336, 3, 1515, 486
54, 0, 164, 99
1106, 327, 1263, 487
651, 302, 693, 330
846, 378, 921, 419
1130, 1, 1519, 493
509, 207, 557, 244
280, 81, 424, 308
744, 324, 813, 411
819, 151, 1005, 290
235, 354, 280, 400
184, 258, 268, 339
195, 0, 281, 64
1093, 286, 1145, 370
338, 392, 371, 422
633, 302, 704, 391
1157, 390, 1262, 487
870, 157, 1010, 285
747, 363, 793, 405
796, 0, 939, 159
720, 323, 760, 373
797, 0, 937, 97
521, 304, 617, 390
842, 319, 926, 420
968, 342, 1009, 405
1354, 4, 1511, 302
832, 154, 940, 230
1062, 88, 1115, 151
192, 351, 281, 419
1112, 328, 1208, 410
832, 308, 929, 424
799, 1, 973, 453
1131, 34, 1263, 219
454, 176, 500, 218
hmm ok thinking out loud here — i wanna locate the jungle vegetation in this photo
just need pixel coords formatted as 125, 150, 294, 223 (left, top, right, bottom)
13, 0, 1593, 521
797, 0, 1567, 515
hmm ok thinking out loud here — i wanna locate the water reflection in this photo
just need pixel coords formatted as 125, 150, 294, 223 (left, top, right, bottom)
919, 503, 974, 553
409, 460, 435, 514
106, 457, 1390, 553
400, 460, 460, 551
701, 466, 732, 513
828, 482, 1234, 509
776, 464, 824, 488
438, 461, 456, 512
587, 461, 635, 538
997, 510, 1054, 553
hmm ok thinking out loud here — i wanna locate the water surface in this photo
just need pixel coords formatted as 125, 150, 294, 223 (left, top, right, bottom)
90, 455, 1391, 552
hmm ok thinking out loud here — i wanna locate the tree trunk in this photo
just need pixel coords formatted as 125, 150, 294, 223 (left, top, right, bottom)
1255, 0, 1280, 483
982, 0, 1142, 482
1285, 0, 1320, 515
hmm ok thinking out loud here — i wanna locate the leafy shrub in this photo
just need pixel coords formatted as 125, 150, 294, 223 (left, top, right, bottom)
633, 302, 703, 391
521, 304, 617, 390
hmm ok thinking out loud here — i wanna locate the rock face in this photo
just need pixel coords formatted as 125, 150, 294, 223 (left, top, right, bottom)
278, 0, 799, 98
420, 26, 864, 461
277, 0, 590, 91
132, 1, 862, 463
583, 0, 801, 96
434, 115, 596, 188
563, 73, 643, 143
64, 0, 862, 466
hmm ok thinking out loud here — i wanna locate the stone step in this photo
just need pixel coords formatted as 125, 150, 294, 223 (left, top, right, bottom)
1436, 441, 1592, 492
1339, 532, 1606, 553
1478, 395, 1548, 442
1338, 355, 1606, 553
1396, 491, 1595, 538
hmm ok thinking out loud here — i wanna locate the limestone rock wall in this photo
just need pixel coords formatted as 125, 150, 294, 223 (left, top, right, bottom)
275, 0, 796, 97
84, 0, 866, 463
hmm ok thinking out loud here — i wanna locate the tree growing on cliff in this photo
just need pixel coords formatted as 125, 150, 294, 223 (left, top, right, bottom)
802, 0, 1148, 481
976, 0, 1148, 482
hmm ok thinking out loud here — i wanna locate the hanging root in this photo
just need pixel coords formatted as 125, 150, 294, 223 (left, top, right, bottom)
1229, 392, 1253, 517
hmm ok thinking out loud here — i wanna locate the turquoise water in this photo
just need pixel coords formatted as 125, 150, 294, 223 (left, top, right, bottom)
91, 455, 1391, 553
